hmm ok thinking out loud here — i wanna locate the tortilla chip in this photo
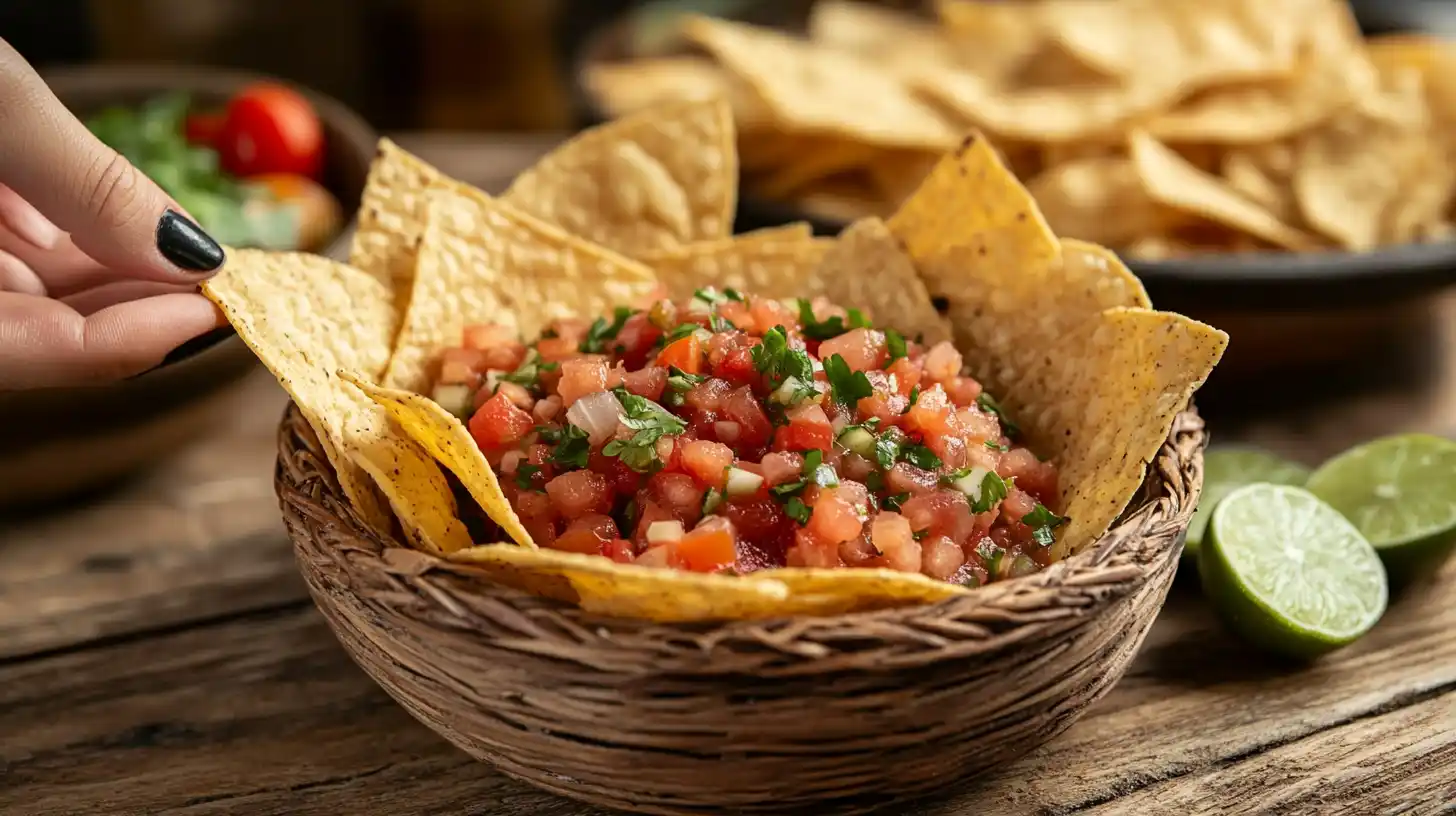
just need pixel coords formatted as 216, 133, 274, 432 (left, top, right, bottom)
1130, 131, 1322, 251
382, 186, 662, 394
1220, 149, 1297, 222
1027, 156, 1178, 247
750, 137, 878, 199
340, 373, 533, 550
583, 57, 772, 128
203, 250, 472, 554
1367, 34, 1456, 160
808, 0, 960, 82
745, 567, 966, 614
682, 15, 960, 150
643, 229, 834, 301
349, 139, 449, 298
935, 0, 1048, 84
503, 98, 739, 257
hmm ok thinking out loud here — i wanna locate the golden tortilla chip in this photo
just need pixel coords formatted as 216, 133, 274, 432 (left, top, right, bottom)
503, 98, 738, 258
348, 139, 449, 298
1220, 149, 1297, 222
808, 0, 960, 82
583, 57, 772, 128
1027, 156, 1177, 247
682, 15, 960, 150
382, 186, 662, 394
808, 217, 954, 344
203, 250, 471, 553
643, 229, 834, 300
1130, 131, 1322, 251
935, 0, 1048, 84
744, 567, 966, 614
750, 137, 878, 199
340, 373, 533, 550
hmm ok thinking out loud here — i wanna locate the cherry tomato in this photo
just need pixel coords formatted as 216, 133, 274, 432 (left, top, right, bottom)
216, 83, 324, 179
184, 112, 226, 147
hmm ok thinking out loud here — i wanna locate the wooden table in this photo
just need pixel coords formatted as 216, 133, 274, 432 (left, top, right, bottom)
2, 134, 1454, 816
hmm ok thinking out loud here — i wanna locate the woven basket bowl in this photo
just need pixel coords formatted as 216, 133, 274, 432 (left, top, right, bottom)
278, 401, 1207, 815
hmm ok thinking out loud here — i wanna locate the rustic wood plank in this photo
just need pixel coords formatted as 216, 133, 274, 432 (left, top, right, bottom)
1076, 693, 1456, 815
2, 569, 1452, 815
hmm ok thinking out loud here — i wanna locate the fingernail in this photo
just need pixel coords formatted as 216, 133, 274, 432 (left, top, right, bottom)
156, 210, 224, 273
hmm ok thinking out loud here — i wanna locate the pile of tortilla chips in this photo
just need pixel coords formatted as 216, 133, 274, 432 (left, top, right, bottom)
584, 0, 1456, 258
204, 97, 1227, 623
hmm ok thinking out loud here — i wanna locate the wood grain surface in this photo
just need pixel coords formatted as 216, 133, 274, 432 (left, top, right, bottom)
0, 135, 1453, 816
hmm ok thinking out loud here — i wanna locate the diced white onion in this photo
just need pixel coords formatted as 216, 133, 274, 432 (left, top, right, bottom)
566, 390, 624, 445
714, 420, 741, 442
430, 383, 474, 420
725, 466, 764, 497
499, 450, 525, 474
831, 414, 850, 435
950, 467, 990, 502
646, 520, 685, 545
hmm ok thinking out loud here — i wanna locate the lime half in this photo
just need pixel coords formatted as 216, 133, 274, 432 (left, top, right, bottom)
1186, 448, 1310, 562
1202, 483, 1387, 659
1305, 433, 1456, 582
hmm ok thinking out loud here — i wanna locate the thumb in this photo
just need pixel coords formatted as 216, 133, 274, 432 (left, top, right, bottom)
0, 40, 225, 282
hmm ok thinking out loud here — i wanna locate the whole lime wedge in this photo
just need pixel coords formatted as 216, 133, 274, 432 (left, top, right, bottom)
1185, 448, 1310, 563
1305, 433, 1456, 582
1201, 483, 1387, 659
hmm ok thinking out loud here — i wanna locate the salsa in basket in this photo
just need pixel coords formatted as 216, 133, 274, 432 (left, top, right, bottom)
202, 96, 1227, 622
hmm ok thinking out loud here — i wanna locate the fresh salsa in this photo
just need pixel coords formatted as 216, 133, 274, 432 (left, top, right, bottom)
430, 289, 1067, 586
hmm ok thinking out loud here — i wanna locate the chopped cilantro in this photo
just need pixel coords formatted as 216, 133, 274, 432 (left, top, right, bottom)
664, 365, 705, 407
621, 498, 639, 528
977, 392, 1021, 439
873, 426, 906, 470
601, 388, 687, 472
904, 385, 920, 413
1022, 503, 1067, 547
971, 470, 1009, 513
694, 286, 743, 305
514, 463, 542, 491
985, 439, 1009, 452
797, 299, 872, 340
864, 470, 885, 493
534, 425, 562, 444
708, 312, 733, 333
881, 491, 909, 511
499, 350, 558, 390
899, 444, 943, 471
884, 329, 907, 366
580, 307, 634, 353
751, 325, 815, 386
823, 354, 873, 408
661, 322, 700, 346
912, 529, 930, 541
549, 425, 591, 468
784, 496, 812, 525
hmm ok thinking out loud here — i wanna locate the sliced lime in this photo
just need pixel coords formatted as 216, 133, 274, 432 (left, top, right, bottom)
1185, 448, 1310, 562
1305, 433, 1456, 582
1201, 483, 1386, 659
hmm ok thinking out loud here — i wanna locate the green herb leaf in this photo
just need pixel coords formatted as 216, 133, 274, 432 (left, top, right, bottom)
751, 325, 815, 386
580, 307, 635, 353
884, 329, 907, 366
864, 470, 885, 493
796, 300, 874, 340
881, 491, 909, 511
977, 392, 1021, 439
873, 427, 906, 470
534, 425, 563, 444
970, 470, 1009, 514
899, 444, 943, 471
1022, 503, 1067, 547
514, 463, 542, 491
550, 425, 591, 468
823, 354, 873, 408
903, 385, 920, 413
499, 350, 559, 390
694, 286, 742, 305
912, 529, 930, 541
602, 388, 688, 472
661, 322, 700, 347
784, 496, 812, 525
985, 439, 1009, 452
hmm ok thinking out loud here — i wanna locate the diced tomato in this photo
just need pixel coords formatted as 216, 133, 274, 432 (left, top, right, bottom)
807, 489, 863, 545
904, 384, 955, 437
871, 512, 921, 572
856, 390, 908, 426
685, 377, 732, 411
496, 381, 534, 411
515, 491, 556, 547
556, 358, 609, 406
787, 528, 843, 568
719, 300, 754, 332
687, 409, 720, 441
839, 531, 880, 568
885, 462, 940, 496
622, 366, 668, 401
532, 395, 562, 424
536, 336, 581, 363
707, 331, 760, 385
554, 514, 619, 555
544, 470, 613, 518
999, 485, 1040, 543
759, 452, 804, 487
818, 328, 887, 372
943, 375, 983, 406
469, 392, 533, 448
648, 472, 705, 525
721, 497, 794, 569
924, 431, 969, 470
676, 517, 739, 573
956, 406, 1001, 442
997, 448, 1059, 504
462, 326, 528, 371
603, 539, 636, 564
589, 451, 643, 496
722, 386, 773, 448
886, 357, 922, 397
656, 334, 705, 374
921, 535, 966, 580
613, 313, 663, 368
750, 298, 797, 334
923, 341, 964, 383
438, 347, 490, 386
632, 500, 677, 546
680, 440, 734, 488
781, 402, 833, 452
901, 489, 977, 544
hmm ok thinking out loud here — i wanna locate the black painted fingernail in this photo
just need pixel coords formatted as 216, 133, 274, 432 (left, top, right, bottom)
156, 210, 225, 273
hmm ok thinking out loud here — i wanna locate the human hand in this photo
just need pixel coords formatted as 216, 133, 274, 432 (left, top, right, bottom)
0, 38, 228, 390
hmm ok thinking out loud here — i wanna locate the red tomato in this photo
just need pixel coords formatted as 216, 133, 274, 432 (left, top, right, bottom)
554, 514, 619, 555
469, 392, 532, 448
216, 83, 324, 179
676, 518, 738, 573
184, 112, 226, 146
782, 403, 833, 452
656, 334, 705, 374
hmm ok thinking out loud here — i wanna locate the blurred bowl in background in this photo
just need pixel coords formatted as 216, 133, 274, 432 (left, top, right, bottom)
0, 65, 376, 511
572, 3, 1456, 384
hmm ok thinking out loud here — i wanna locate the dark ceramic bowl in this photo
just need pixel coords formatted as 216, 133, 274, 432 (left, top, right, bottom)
573, 3, 1456, 379
0, 65, 375, 509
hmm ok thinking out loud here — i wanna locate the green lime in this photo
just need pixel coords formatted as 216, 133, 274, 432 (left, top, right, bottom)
1201, 483, 1387, 659
1305, 433, 1456, 582
1185, 448, 1310, 562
